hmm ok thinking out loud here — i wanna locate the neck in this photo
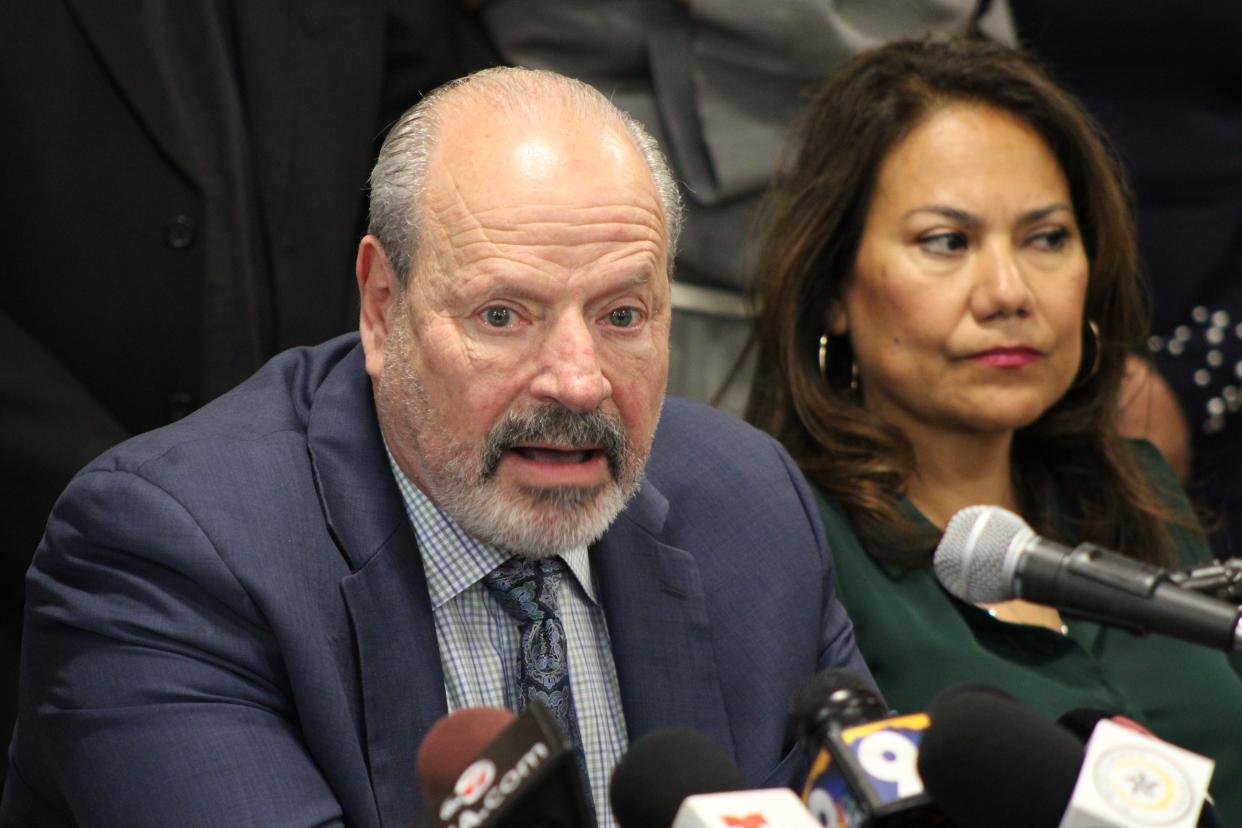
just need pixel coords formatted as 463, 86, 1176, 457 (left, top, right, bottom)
904, 428, 1019, 530
901, 425, 1067, 633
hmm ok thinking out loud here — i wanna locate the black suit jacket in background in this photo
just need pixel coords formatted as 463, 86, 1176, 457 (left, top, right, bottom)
0, 0, 498, 781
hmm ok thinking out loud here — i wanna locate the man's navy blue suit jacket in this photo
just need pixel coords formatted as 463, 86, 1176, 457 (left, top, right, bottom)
2, 335, 872, 827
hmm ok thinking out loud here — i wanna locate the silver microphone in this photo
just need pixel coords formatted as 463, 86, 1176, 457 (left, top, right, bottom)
933, 505, 1242, 652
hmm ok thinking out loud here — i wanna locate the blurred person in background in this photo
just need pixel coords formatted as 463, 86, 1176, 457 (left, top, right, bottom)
474, 0, 1018, 413
0, 0, 497, 784
1013, 1, 1242, 557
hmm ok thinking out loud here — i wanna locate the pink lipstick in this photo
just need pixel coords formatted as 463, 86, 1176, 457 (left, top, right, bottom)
971, 346, 1041, 368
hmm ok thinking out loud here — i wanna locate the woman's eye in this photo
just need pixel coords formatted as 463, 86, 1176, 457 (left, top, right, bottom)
1030, 228, 1071, 251
608, 307, 638, 328
918, 232, 968, 255
483, 307, 514, 328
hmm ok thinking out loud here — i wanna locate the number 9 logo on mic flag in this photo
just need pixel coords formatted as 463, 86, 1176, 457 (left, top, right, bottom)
801, 713, 931, 828
853, 727, 924, 799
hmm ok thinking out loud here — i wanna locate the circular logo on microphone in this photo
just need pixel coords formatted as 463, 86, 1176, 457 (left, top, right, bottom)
453, 759, 496, 805
1093, 747, 1193, 824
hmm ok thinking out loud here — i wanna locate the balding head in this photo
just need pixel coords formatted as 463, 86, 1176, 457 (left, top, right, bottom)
367, 67, 682, 288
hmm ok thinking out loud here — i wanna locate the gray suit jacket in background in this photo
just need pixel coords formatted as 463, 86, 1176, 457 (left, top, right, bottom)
479, 0, 1015, 410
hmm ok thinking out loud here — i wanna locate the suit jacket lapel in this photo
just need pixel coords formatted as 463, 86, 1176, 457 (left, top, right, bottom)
64, 0, 198, 183
308, 343, 446, 827
340, 546, 446, 827
594, 483, 735, 756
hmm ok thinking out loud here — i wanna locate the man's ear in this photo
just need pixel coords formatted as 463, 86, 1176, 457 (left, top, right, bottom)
357, 235, 400, 380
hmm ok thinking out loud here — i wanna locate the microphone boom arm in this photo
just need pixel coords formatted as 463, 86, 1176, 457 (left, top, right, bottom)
1169, 558, 1242, 604
1015, 540, 1242, 652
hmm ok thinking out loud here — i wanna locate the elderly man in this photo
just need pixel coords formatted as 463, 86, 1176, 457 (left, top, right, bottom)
1, 68, 871, 827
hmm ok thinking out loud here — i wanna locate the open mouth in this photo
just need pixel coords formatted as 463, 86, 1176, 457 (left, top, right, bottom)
510, 446, 602, 465
478, 406, 630, 482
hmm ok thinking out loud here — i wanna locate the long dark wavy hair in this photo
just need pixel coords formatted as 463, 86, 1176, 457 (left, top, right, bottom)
745, 37, 1184, 567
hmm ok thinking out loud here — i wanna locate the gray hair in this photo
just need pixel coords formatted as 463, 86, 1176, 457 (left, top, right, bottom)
367, 66, 683, 287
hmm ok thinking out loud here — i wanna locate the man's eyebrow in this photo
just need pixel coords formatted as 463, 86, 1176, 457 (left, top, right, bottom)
453, 266, 658, 303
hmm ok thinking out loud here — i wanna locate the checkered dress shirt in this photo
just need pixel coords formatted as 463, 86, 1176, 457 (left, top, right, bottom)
386, 452, 628, 827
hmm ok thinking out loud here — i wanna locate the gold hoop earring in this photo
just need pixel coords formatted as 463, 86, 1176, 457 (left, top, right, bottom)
819, 332, 861, 393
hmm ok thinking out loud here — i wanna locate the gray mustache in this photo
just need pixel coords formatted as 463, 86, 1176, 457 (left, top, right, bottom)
481, 406, 631, 480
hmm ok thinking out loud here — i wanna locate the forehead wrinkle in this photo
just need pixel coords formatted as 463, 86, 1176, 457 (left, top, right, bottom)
580, 244, 661, 278
468, 199, 666, 236
427, 164, 665, 227
423, 162, 492, 238
445, 205, 666, 275
416, 165, 494, 288
453, 225, 665, 258
450, 242, 664, 292
421, 128, 670, 287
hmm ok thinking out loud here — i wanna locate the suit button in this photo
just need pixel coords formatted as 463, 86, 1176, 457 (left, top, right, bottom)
163, 391, 196, 422
164, 215, 197, 250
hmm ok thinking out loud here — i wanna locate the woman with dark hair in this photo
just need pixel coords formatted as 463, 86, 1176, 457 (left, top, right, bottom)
746, 37, 1242, 820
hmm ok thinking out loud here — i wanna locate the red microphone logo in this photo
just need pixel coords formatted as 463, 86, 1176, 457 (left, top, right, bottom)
454, 760, 496, 803
439, 759, 497, 820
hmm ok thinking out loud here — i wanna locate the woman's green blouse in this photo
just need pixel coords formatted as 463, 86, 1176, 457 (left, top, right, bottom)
819, 442, 1242, 824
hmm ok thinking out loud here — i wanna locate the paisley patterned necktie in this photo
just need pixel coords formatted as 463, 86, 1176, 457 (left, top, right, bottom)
483, 556, 583, 751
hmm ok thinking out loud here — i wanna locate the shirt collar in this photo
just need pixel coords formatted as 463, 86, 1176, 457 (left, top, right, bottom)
384, 448, 599, 608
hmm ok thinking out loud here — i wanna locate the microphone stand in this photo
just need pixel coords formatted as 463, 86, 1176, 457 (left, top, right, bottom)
1169, 558, 1242, 604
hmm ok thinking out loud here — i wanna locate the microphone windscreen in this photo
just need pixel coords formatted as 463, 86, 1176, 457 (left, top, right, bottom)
919, 687, 1085, 828
415, 706, 517, 803
934, 505, 1027, 602
610, 728, 746, 828
925, 681, 1021, 707
788, 668, 888, 751
788, 668, 882, 724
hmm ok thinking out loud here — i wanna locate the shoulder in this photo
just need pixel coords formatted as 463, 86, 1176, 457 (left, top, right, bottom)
645, 396, 812, 508
807, 485, 868, 556
633, 396, 827, 562
1123, 438, 1214, 567
647, 396, 799, 478
47, 336, 367, 586
803, 482, 893, 582
34, 337, 369, 659
1124, 437, 1186, 502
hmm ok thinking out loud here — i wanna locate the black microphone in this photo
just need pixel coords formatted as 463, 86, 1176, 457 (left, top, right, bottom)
609, 728, 746, 828
917, 686, 1089, 828
609, 728, 820, 828
411, 701, 595, 828
791, 669, 947, 826
934, 505, 1242, 651
920, 687, 1216, 828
